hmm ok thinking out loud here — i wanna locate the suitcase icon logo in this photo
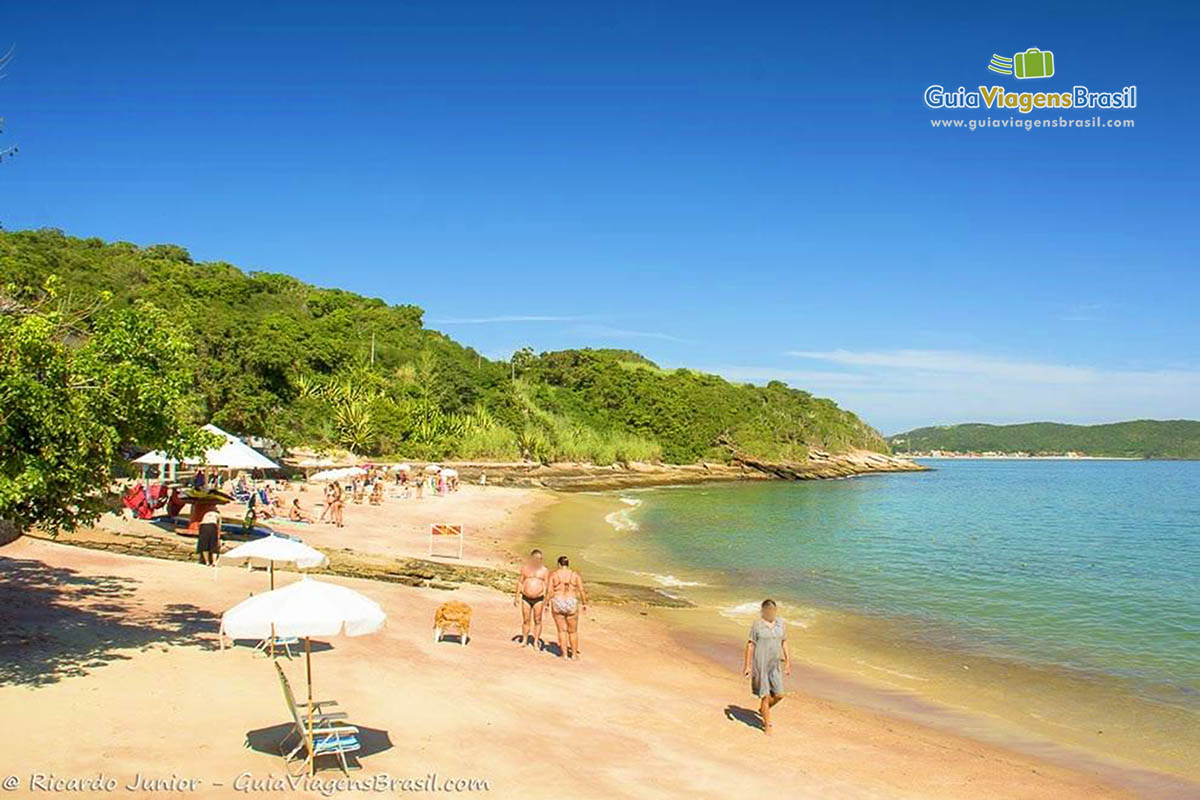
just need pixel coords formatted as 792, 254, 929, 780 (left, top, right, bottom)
987, 48, 1055, 79
1014, 48, 1054, 79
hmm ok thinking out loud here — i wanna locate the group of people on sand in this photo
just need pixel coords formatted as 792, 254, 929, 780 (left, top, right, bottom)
317, 482, 345, 527
514, 549, 589, 659
513, 550, 790, 732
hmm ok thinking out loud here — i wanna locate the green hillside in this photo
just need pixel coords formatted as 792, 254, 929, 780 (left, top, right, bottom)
0, 229, 888, 464
889, 420, 1200, 459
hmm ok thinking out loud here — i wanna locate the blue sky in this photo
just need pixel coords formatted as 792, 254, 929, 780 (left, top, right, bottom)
2, 1, 1197, 433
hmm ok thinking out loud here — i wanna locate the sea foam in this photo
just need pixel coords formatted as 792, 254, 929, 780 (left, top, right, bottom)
633, 571, 707, 588
604, 495, 643, 531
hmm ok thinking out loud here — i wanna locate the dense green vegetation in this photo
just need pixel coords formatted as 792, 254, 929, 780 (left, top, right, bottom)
1, 280, 212, 533
889, 421, 1200, 459
0, 229, 888, 464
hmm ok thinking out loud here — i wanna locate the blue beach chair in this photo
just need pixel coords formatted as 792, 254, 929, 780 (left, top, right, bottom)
274, 662, 361, 776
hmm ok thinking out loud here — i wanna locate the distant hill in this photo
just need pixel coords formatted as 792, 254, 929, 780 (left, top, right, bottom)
0, 228, 888, 464
888, 420, 1200, 459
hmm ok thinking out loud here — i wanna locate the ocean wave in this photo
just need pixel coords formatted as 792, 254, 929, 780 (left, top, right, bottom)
604, 508, 639, 531
604, 495, 643, 531
719, 601, 808, 628
633, 571, 706, 588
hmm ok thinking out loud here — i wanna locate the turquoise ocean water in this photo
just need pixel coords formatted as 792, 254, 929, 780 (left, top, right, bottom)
608, 460, 1199, 705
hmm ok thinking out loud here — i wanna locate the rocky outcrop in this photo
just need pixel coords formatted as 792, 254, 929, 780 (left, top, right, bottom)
25, 526, 694, 609
436, 460, 770, 491
718, 442, 928, 480
389, 451, 924, 491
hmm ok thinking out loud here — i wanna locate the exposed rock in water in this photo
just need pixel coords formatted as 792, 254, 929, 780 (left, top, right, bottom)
396, 451, 924, 491
718, 440, 928, 480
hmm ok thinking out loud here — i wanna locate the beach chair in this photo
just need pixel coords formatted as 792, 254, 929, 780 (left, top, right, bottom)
273, 663, 360, 776
254, 634, 300, 659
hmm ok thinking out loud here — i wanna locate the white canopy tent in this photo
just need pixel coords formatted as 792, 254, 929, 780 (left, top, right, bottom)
134, 424, 280, 471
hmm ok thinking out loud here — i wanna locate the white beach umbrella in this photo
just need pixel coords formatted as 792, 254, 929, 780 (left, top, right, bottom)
133, 424, 280, 471
220, 577, 385, 640
441, 468, 458, 478
309, 466, 366, 482
296, 456, 335, 468
424, 464, 442, 473
220, 536, 329, 588
394, 463, 411, 472
219, 578, 386, 774
219, 536, 330, 657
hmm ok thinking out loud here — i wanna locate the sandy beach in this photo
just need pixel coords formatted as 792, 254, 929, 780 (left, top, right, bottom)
0, 482, 1156, 800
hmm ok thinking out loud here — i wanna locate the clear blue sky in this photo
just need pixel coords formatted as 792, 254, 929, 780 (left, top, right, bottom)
3, 1, 1197, 433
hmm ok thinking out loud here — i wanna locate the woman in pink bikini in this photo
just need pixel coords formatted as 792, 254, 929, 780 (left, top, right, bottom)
547, 555, 588, 660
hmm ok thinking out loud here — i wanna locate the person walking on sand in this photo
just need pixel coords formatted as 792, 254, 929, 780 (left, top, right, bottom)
196, 507, 221, 566
330, 481, 345, 528
514, 549, 549, 649
547, 556, 588, 660
743, 599, 791, 735
319, 482, 334, 523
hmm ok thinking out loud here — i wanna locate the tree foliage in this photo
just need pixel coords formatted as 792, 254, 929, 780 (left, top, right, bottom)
0, 230, 889, 465
889, 421, 1200, 459
0, 279, 213, 534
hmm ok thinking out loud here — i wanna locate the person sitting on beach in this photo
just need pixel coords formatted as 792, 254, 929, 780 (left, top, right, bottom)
547, 555, 588, 660
514, 549, 549, 649
289, 498, 314, 523
743, 599, 791, 735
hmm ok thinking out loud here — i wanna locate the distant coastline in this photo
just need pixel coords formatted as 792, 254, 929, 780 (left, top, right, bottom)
889, 419, 1200, 460
905, 452, 1142, 461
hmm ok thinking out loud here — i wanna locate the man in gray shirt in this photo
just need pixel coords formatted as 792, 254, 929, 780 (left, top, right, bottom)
743, 598, 791, 734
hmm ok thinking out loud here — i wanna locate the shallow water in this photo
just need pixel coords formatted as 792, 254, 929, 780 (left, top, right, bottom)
535, 459, 1200, 782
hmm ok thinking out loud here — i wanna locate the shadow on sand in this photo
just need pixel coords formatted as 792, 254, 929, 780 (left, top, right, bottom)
0, 555, 219, 688
245, 721, 393, 770
724, 704, 765, 731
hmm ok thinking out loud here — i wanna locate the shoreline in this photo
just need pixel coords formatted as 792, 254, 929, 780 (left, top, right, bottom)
524, 488, 1199, 796
1, 534, 1136, 800
7, 477, 1191, 798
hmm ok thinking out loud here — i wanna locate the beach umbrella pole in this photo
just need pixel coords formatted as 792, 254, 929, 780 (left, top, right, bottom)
305, 636, 314, 775
269, 562, 275, 658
